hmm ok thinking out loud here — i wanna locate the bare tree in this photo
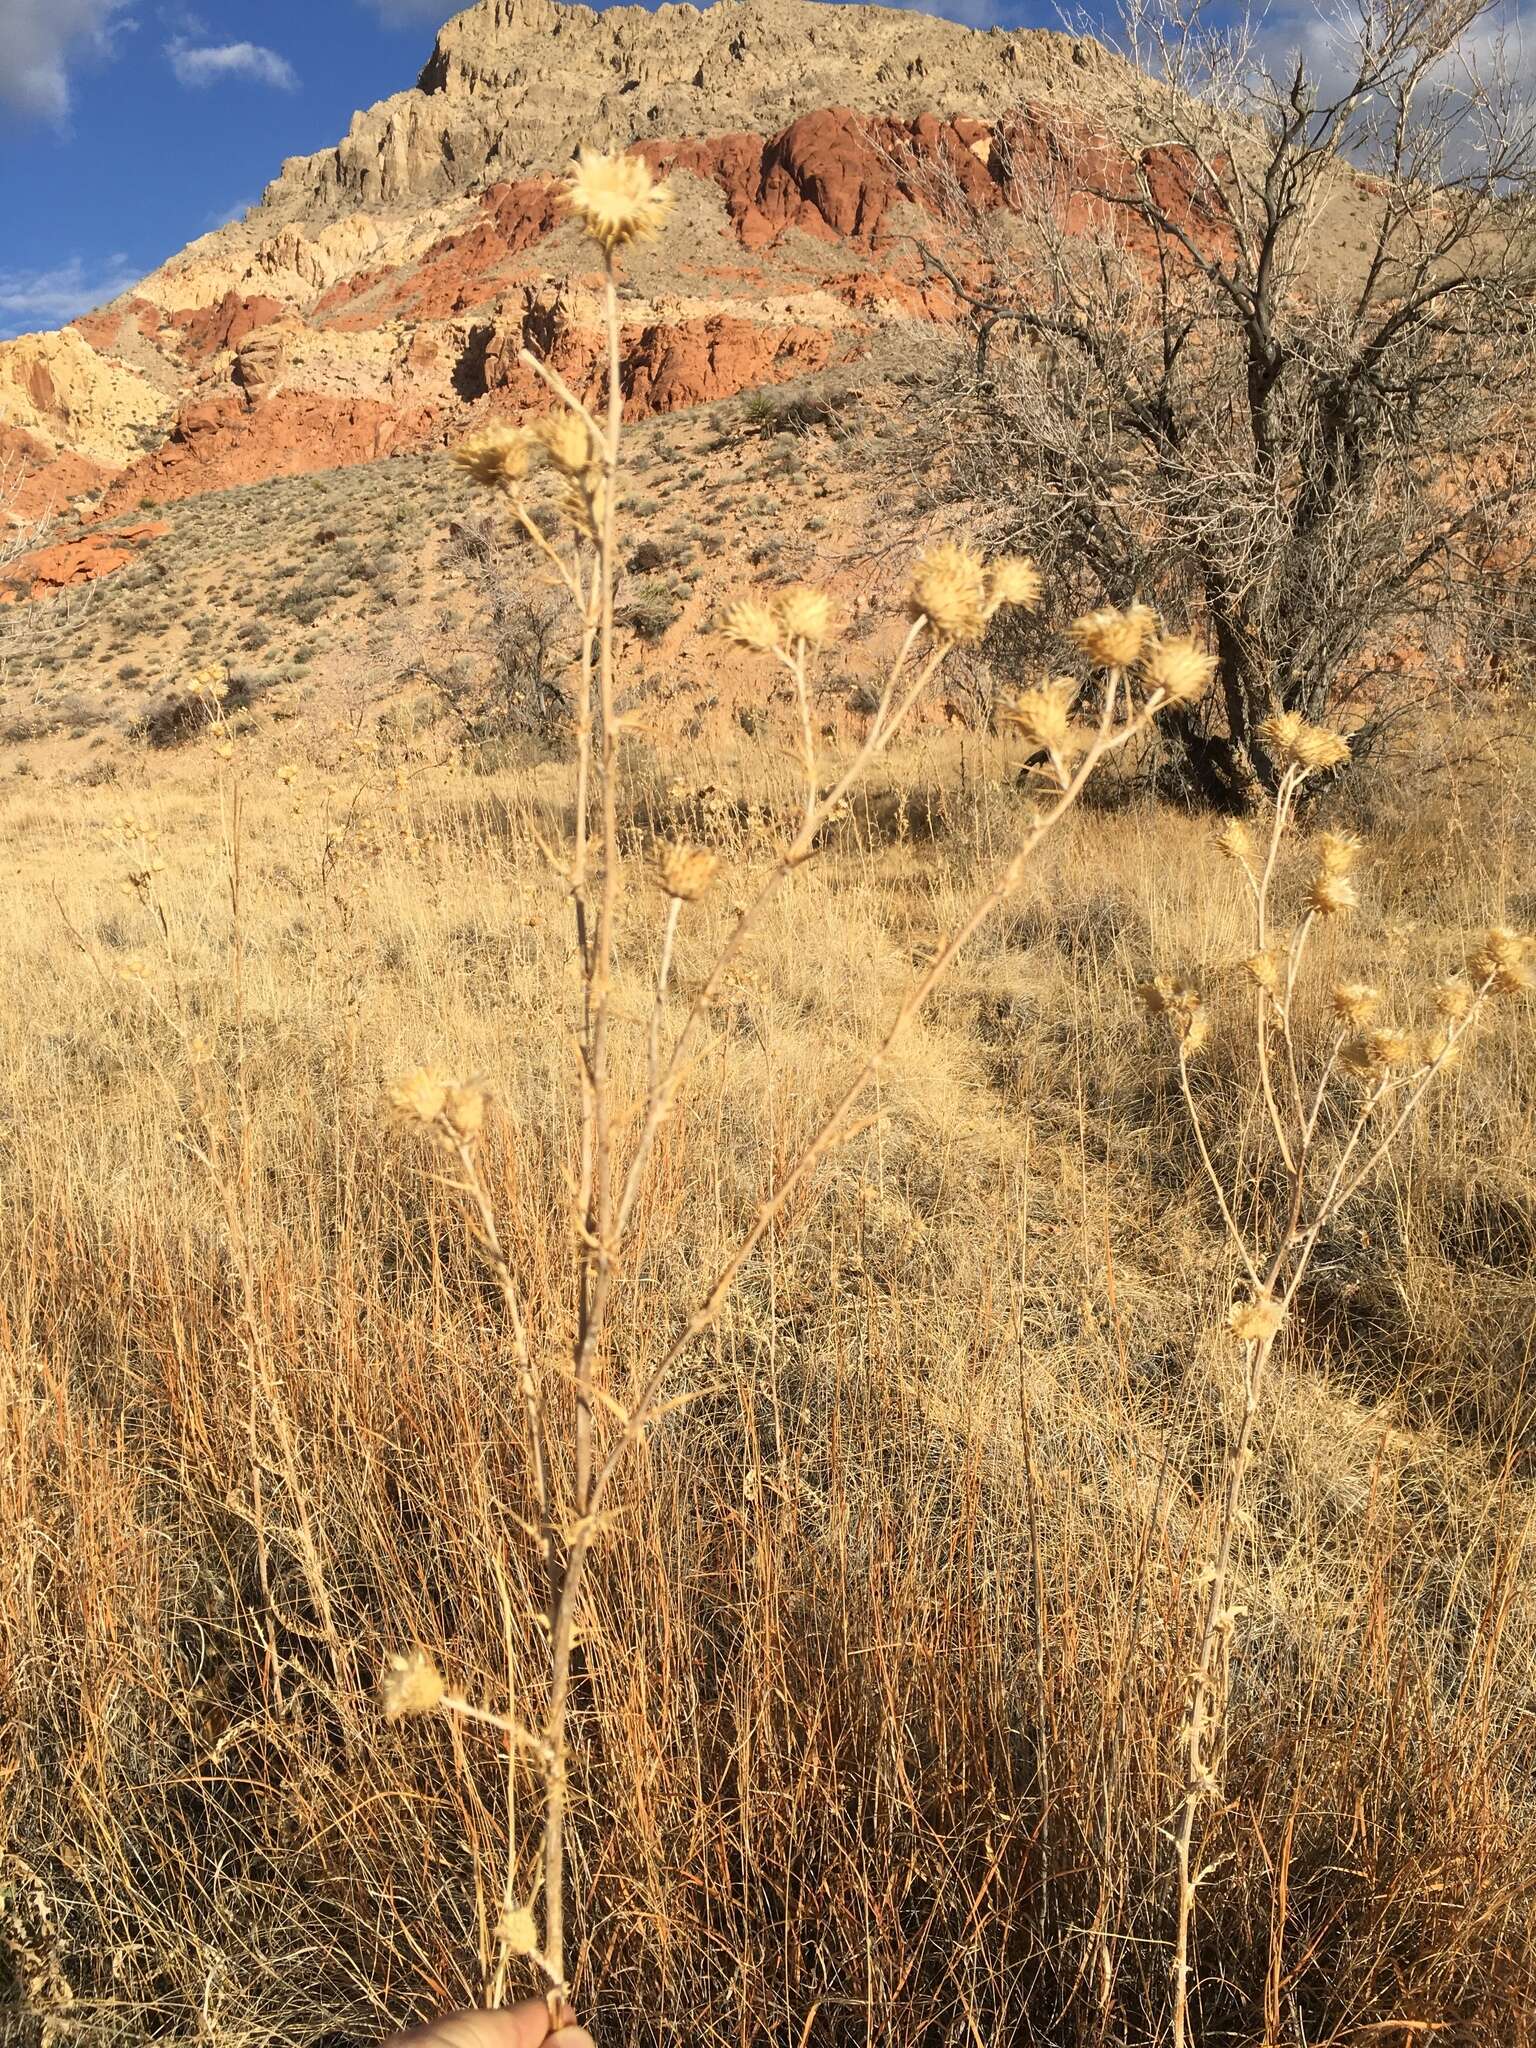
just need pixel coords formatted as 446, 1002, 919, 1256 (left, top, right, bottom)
914, 0, 1536, 805
441, 514, 575, 745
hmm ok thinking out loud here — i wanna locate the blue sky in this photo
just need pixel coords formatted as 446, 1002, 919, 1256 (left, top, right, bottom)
0, 0, 1052, 344
0, 1, 470, 339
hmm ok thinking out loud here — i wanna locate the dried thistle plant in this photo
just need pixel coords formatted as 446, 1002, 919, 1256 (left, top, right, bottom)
1144, 715, 1532, 2048
386, 143, 1224, 2033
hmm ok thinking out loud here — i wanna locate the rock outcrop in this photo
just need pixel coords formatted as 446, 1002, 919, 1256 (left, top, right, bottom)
0, 0, 1239, 586
261, 0, 1137, 219
0, 521, 167, 603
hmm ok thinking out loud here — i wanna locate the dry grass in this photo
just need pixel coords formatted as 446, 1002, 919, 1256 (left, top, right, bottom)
4, 710, 1536, 2045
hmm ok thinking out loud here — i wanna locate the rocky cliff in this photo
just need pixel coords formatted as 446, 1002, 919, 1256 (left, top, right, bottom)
0, 0, 1167, 559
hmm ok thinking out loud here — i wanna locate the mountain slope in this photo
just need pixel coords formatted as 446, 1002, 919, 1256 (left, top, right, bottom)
1, 0, 1148, 531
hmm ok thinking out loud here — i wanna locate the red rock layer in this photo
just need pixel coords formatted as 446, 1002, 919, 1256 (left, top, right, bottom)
12, 100, 1234, 588
0, 521, 167, 603
0, 426, 115, 520
98, 395, 439, 516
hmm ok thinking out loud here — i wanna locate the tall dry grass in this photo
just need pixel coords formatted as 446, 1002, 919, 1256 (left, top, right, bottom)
4, 706, 1536, 2044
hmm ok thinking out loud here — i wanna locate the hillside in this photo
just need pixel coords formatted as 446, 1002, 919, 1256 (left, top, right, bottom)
0, 0, 1393, 785
0, 0, 1142, 524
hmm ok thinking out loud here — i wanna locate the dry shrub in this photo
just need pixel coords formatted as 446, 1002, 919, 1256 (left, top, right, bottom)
4, 153, 1536, 2048
2, 732, 1535, 2047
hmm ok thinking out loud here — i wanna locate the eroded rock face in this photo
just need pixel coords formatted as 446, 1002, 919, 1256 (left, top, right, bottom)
1, 522, 167, 603
262, 0, 1137, 217
0, 0, 1242, 587
0, 328, 170, 469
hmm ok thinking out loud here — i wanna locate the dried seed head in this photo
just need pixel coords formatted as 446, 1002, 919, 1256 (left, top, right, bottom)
564, 146, 673, 251
1339, 1026, 1412, 1077
1137, 973, 1208, 1050
1140, 634, 1216, 708
1259, 711, 1350, 775
386, 1065, 455, 1130
719, 598, 782, 653
998, 676, 1077, 757
984, 555, 1043, 615
1468, 926, 1535, 997
1317, 831, 1364, 877
907, 542, 990, 644
277, 763, 299, 787
381, 1649, 445, 1722
499, 1907, 542, 1958
1331, 982, 1380, 1026
774, 586, 836, 645
454, 425, 533, 490
1307, 871, 1358, 918
444, 1083, 487, 1141
1433, 976, 1475, 1021
1416, 1027, 1461, 1070
1244, 950, 1282, 995
1370, 1026, 1412, 1069
1067, 603, 1156, 670
1294, 727, 1350, 773
532, 409, 598, 477
655, 842, 720, 902
1213, 817, 1257, 868
1228, 1293, 1285, 1344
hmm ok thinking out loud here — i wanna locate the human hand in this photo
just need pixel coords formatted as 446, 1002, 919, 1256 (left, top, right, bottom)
386, 2000, 594, 2048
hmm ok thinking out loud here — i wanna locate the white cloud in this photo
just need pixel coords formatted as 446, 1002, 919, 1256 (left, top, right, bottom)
0, 0, 136, 119
167, 38, 298, 89
0, 254, 141, 340
207, 195, 257, 230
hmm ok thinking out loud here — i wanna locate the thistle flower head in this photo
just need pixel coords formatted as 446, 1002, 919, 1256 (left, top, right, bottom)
1213, 817, 1257, 868
774, 586, 836, 646
1468, 926, 1534, 997
454, 425, 533, 490
1331, 982, 1380, 1026
1339, 1026, 1412, 1077
381, 1649, 445, 1722
1244, 950, 1282, 995
1068, 603, 1156, 670
532, 409, 598, 477
984, 555, 1043, 615
655, 842, 720, 902
719, 597, 782, 653
1319, 832, 1365, 878
444, 1082, 488, 1141
1140, 634, 1216, 708
1308, 871, 1358, 918
1433, 976, 1475, 1021
385, 1064, 456, 1131
1137, 973, 1209, 1051
998, 676, 1078, 758
1416, 1026, 1461, 1070
564, 147, 673, 252
1228, 1292, 1285, 1344
906, 542, 990, 644
499, 1907, 542, 1958
1260, 711, 1351, 776
190, 664, 229, 701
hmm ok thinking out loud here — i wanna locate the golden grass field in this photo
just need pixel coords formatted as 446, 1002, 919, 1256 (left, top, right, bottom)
4, 691, 1536, 2045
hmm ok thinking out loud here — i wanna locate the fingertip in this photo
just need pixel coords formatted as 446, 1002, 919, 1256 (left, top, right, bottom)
389, 2003, 555, 2048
